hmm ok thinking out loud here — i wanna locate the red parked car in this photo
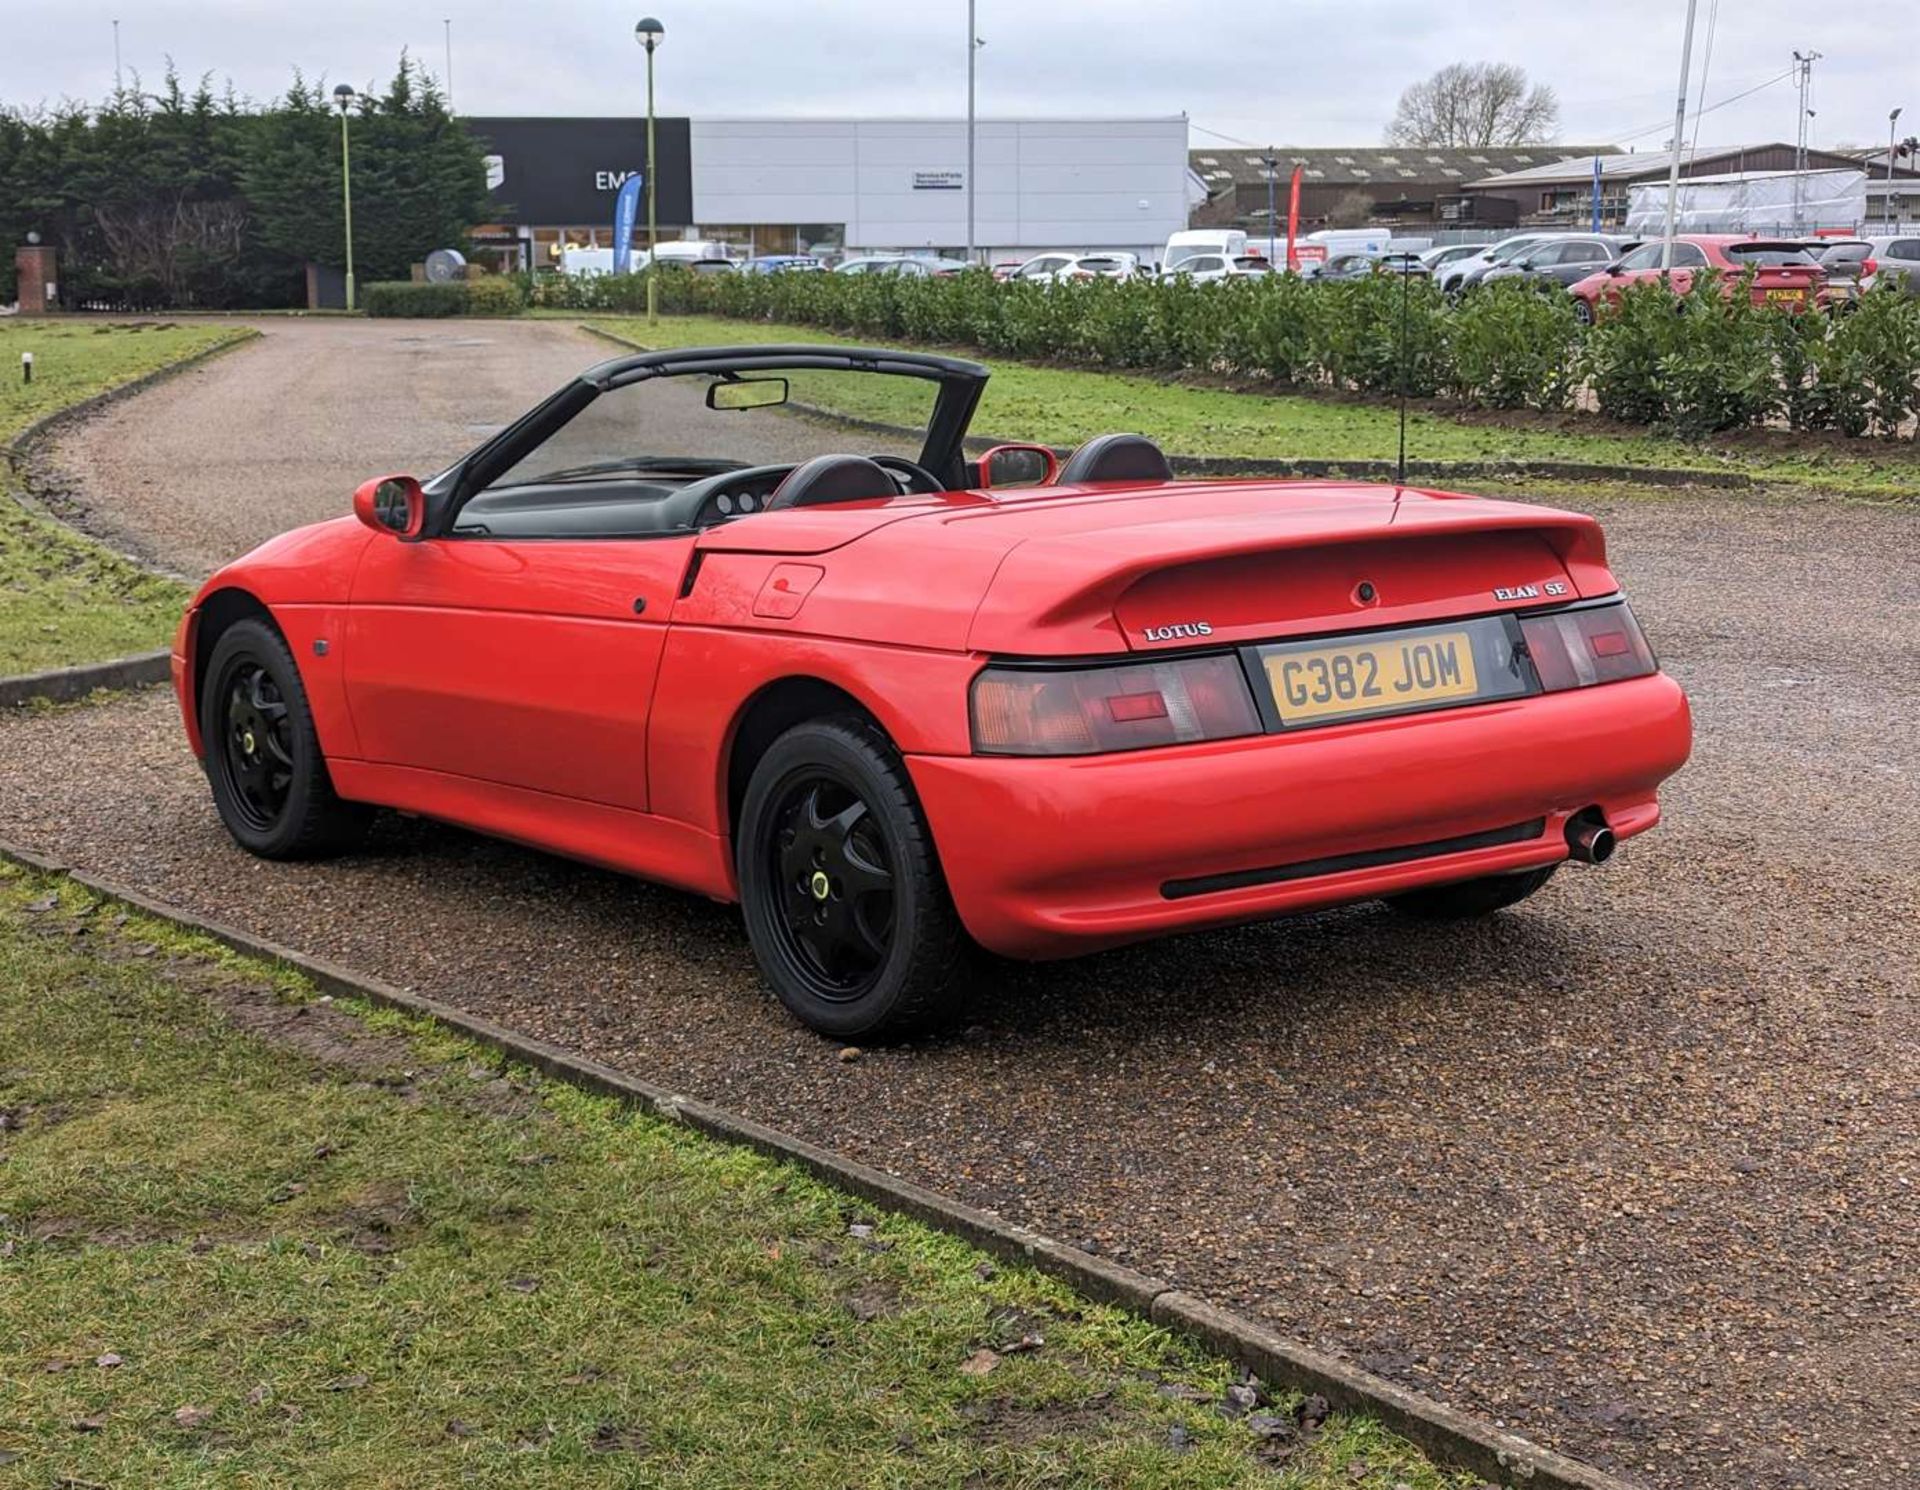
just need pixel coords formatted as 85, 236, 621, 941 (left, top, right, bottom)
1568, 235, 1828, 322
175, 345, 1692, 1038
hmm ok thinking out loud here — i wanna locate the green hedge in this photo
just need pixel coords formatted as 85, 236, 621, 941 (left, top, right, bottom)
363, 277, 527, 318
517, 265, 1920, 440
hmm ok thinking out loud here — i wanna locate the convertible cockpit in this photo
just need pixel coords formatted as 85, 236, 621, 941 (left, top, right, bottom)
424, 345, 990, 543
451, 455, 927, 540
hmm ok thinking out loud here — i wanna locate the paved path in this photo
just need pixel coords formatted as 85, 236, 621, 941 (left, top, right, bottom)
37, 318, 921, 579
5, 319, 1917, 1488
37, 318, 606, 576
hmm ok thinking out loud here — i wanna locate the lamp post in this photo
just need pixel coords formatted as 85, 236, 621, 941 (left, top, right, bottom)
333, 84, 357, 312
1659, 0, 1699, 270
636, 17, 665, 325
966, 2, 980, 265
1891, 108, 1905, 229
1259, 149, 1280, 266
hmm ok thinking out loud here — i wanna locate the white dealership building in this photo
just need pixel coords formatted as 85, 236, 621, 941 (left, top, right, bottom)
690, 116, 1192, 261
466, 113, 1195, 267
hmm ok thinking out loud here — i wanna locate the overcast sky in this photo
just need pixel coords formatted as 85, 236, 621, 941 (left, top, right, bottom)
4, 1, 1909, 154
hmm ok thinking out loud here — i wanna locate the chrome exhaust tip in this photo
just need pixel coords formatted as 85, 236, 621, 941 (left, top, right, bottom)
1566, 813, 1615, 865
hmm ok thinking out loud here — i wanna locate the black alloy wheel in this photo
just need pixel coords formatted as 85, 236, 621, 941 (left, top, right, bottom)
218, 660, 295, 833
737, 716, 969, 1040
770, 773, 896, 998
200, 618, 369, 859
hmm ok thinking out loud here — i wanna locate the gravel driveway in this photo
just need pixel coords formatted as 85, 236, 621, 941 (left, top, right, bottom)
5, 319, 1916, 1488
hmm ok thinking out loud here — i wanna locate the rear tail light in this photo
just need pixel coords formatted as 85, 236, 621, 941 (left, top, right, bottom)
1862, 258, 1878, 277
971, 655, 1260, 756
1520, 602, 1658, 692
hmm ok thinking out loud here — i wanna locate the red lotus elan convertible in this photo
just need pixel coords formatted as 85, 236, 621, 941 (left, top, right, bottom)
174, 344, 1692, 1038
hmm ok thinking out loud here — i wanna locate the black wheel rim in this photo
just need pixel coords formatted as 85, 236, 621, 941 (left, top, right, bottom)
764, 772, 895, 1001
217, 658, 295, 832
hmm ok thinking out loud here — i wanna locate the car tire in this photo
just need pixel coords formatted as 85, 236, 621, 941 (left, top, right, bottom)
201, 618, 370, 859
1386, 865, 1558, 920
1573, 299, 1595, 327
737, 715, 970, 1041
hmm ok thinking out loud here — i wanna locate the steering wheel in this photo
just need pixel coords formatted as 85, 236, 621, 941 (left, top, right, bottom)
870, 454, 944, 495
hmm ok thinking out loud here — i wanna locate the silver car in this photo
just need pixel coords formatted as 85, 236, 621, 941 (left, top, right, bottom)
1437, 233, 1555, 295
1821, 236, 1920, 299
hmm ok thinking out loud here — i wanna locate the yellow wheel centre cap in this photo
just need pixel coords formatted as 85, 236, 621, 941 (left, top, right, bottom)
242, 730, 256, 754
809, 870, 831, 901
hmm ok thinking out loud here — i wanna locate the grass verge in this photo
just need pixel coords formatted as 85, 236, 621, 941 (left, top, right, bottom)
585, 313, 1920, 498
0, 321, 246, 677
0, 865, 1474, 1490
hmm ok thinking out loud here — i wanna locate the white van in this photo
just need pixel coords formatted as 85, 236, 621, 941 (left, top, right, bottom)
560, 240, 739, 277
1161, 229, 1247, 273
651, 239, 739, 266
1305, 228, 1395, 257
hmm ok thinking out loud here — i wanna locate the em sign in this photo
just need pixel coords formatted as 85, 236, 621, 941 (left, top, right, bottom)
596, 169, 643, 191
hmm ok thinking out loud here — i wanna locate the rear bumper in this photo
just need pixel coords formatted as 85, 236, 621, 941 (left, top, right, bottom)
907, 673, 1691, 959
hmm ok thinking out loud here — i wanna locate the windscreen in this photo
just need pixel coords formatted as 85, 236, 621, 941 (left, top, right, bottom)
490, 368, 940, 489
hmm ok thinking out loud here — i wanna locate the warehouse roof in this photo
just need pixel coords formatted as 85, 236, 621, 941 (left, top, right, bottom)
1189, 145, 1618, 193
1467, 143, 1915, 186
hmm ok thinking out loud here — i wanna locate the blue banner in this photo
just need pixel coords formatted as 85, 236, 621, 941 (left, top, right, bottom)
612, 172, 644, 273
1591, 156, 1603, 233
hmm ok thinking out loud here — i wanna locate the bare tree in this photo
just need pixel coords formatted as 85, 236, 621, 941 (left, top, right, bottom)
1386, 62, 1559, 148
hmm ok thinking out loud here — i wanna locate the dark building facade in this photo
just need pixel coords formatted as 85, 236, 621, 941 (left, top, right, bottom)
464, 116, 694, 270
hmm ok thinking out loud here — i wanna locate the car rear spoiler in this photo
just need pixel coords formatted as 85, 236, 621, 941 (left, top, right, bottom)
965, 502, 1614, 655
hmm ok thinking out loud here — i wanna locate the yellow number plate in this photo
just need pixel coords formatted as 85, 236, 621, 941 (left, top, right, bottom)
1764, 288, 1805, 303
1265, 630, 1479, 725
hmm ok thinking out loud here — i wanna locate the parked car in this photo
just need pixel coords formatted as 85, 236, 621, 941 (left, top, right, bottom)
1480, 237, 1635, 292
1312, 251, 1384, 282
1436, 234, 1556, 295
743, 255, 826, 275
1817, 236, 1920, 304
1163, 252, 1272, 284
175, 342, 1690, 1039
1371, 252, 1430, 277
1161, 229, 1246, 273
1567, 237, 1828, 323
1059, 252, 1143, 282
834, 256, 968, 278
1417, 243, 1483, 277
1004, 253, 1084, 284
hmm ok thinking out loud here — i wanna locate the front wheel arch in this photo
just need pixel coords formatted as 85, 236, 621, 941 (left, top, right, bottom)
192, 587, 278, 727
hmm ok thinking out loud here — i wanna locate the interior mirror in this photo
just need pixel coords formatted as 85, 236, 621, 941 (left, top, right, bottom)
353, 474, 425, 538
980, 443, 1058, 490
707, 376, 789, 411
